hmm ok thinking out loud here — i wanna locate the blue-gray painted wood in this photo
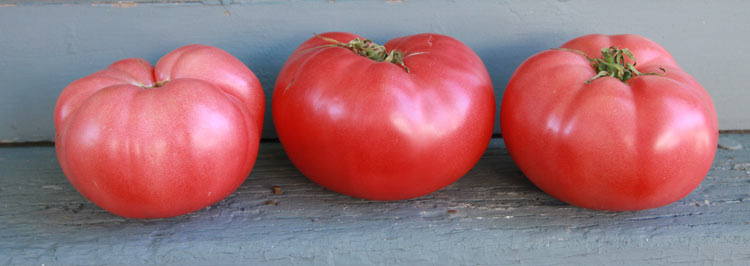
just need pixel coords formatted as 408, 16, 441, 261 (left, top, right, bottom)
1, 0, 749, 142
1, 135, 750, 265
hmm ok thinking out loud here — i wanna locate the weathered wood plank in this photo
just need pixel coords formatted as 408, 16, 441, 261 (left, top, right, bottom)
1, 135, 750, 265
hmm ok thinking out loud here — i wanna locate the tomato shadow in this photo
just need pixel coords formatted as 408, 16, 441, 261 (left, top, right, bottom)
223, 138, 567, 227
430, 137, 566, 208
451, 138, 542, 192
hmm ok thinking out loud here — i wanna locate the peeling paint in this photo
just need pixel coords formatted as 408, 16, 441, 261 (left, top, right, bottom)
114, 1, 138, 8
91, 1, 138, 8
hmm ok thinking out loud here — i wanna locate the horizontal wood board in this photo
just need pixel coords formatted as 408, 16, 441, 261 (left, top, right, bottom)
1, 134, 749, 265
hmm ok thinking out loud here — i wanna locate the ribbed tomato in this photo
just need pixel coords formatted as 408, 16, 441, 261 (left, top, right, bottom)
501, 34, 718, 211
54, 45, 264, 218
273, 32, 495, 200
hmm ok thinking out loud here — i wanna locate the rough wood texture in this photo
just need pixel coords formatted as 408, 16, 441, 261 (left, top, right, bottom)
2, 135, 750, 265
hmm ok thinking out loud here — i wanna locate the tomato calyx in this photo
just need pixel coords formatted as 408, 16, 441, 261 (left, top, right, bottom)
139, 79, 169, 89
556, 46, 666, 84
307, 33, 414, 73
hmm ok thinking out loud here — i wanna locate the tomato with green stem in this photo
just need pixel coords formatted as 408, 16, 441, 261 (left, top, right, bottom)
273, 32, 496, 200
501, 34, 718, 211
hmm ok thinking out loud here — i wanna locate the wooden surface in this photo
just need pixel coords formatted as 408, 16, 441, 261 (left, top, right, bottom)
2, 1, 750, 142
1, 135, 750, 265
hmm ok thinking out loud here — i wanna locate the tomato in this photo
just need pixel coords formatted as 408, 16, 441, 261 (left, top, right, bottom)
272, 32, 495, 200
54, 45, 264, 219
500, 34, 718, 211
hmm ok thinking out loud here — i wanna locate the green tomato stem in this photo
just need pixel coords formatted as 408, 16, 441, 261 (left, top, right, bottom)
555, 46, 666, 84
312, 33, 412, 73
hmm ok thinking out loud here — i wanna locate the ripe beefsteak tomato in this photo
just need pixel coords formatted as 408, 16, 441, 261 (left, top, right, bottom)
54, 45, 264, 219
501, 34, 718, 211
273, 32, 495, 200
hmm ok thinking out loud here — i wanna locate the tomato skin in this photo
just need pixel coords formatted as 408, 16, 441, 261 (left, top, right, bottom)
54, 45, 264, 219
500, 34, 718, 211
273, 32, 495, 200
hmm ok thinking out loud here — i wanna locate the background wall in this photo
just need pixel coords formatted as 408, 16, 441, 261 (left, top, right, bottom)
1, 0, 747, 142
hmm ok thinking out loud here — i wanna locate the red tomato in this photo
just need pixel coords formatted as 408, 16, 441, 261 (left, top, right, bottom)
54, 45, 264, 219
272, 32, 495, 200
501, 34, 718, 211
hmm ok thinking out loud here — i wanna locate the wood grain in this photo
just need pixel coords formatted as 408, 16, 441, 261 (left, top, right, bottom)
1, 135, 749, 265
